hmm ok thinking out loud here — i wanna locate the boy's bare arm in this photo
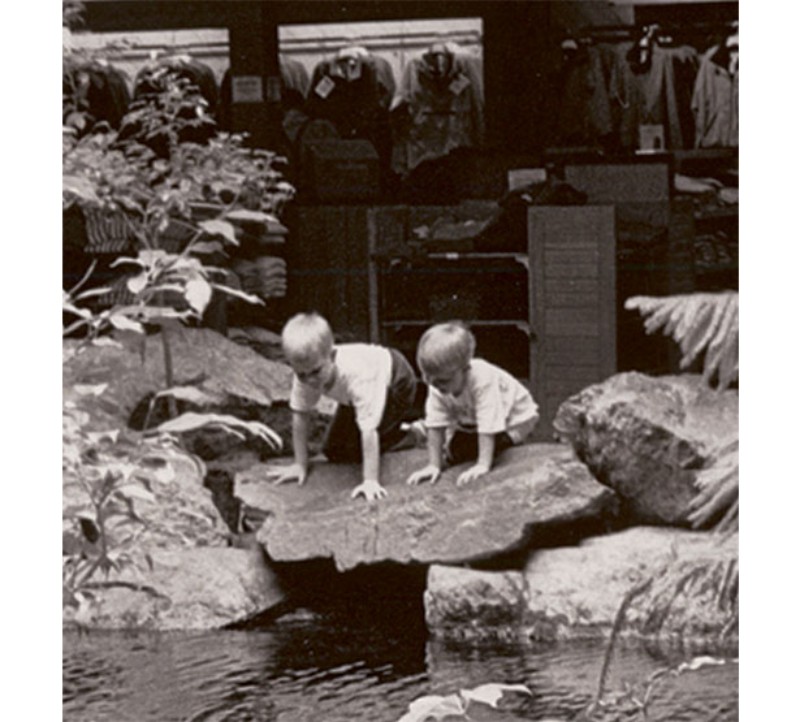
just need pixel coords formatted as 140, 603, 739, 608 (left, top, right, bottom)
351, 428, 387, 500
265, 410, 311, 485
407, 427, 445, 485
456, 432, 495, 486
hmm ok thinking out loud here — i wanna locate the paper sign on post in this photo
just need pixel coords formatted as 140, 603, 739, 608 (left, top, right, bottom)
231, 76, 264, 104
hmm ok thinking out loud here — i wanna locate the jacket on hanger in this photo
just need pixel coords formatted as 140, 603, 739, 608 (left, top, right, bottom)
368, 53, 397, 110
63, 60, 131, 132
305, 54, 390, 161
391, 47, 484, 176
691, 44, 738, 148
609, 41, 699, 150
555, 42, 615, 147
279, 56, 311, 110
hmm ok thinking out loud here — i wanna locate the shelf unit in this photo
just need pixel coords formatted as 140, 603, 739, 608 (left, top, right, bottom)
372, 248, 535, 387
367, 204, 617, 439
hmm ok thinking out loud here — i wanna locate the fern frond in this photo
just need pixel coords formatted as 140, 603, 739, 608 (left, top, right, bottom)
679, 294, 728, 369
626, 292, 739, 389
703, 295, 738, 388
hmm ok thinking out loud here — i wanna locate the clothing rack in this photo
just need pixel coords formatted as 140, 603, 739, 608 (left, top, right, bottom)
566, 19, 738, 48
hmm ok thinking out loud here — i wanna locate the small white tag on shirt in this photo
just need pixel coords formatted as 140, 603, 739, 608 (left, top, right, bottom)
449, 75, 471, 95
315, 75, 335, 99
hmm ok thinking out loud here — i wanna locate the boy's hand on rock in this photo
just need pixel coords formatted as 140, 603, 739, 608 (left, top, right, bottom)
265, 463, 307, 486
351, 479, 387, 501
456, 463, 489, 487
406, 464, 441, 486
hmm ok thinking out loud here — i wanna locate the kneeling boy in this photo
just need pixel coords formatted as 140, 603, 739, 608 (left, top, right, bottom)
407, 322, 539, 487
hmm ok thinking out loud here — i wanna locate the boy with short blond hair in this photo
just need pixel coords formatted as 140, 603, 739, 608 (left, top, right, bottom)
407, 321, 539, 487
266, 312, 418, 501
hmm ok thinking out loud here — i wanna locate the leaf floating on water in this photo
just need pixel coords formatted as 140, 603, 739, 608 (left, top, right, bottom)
396, 694, 465, 722
675, 656, 727, 674
460, 683, 532, 708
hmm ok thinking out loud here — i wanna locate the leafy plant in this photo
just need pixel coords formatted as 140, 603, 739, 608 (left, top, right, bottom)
62, 24, 290, 611
624, 291, 738, 390
63, 48, 294, 399
62, 390, 192, 609
577, 575, 736, 721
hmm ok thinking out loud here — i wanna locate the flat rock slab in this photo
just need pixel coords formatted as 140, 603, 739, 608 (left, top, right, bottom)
235, 443, 617, 571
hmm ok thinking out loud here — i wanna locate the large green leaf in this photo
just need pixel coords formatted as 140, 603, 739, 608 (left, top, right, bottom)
63, 175, 99, 202
198, 219, 239, 245
155, 412, 282, 450
211, 283, 264, 306
126, 272, 149, 295
224, 208, 279, 224
109, 314, 145, 334
155, 386, 220, 405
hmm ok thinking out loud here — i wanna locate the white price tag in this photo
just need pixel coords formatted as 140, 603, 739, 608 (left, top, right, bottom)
448, 75, 471, 96
315, 75, 336, 99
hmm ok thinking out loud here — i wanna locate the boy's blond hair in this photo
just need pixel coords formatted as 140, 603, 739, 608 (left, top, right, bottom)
416, 322, 476, 376
281, 312, 334, 363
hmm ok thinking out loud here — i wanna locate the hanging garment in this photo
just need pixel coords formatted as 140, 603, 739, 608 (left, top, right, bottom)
691, 44, 738, 148
391, 48, 484, 176
280, 56, 310, 98
609, 42, 699, 150
279, 56, 311, 112
63, 60, 131, 133
367, 53, 397, 110
555, 43, 615, 147
305, 55, 390, 163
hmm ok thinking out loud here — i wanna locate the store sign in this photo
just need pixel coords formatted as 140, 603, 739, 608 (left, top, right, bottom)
231, 75, 264, 104
638, 123, 665, 152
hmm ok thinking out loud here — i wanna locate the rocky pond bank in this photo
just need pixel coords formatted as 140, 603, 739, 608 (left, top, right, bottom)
62, 329, 738, 649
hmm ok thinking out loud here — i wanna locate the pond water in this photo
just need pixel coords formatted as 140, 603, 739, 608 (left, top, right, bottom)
64, 603, 738, 721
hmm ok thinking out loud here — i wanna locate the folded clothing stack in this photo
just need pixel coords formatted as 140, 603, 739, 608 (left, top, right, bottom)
232, 256, 288, 299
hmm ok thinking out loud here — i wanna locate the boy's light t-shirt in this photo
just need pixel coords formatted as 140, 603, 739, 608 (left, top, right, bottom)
289, 343, 393, 432
424, 358, 538, 436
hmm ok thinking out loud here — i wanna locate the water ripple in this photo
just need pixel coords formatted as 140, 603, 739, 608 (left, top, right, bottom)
64, 627, 737, 722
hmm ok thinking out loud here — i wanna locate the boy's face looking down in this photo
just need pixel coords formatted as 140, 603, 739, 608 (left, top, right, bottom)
423, 365, 468, 396
290, 350, 336, 391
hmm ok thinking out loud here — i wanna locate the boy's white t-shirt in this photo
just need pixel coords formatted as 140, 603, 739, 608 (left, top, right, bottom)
424, 358, 538, 437
289, 343, 393, 432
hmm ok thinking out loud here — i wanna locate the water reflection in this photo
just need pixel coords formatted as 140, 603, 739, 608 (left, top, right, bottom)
64, 614, 737, 722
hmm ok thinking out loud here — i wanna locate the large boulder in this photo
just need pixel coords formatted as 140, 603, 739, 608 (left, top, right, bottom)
62, 385, 287, 630
236, 443, 618, 572
62, 546, 286, 631
426, 527, 738, 648
553, 373, 738, 526
63, 329, 303, 459
63, 328, 293, 424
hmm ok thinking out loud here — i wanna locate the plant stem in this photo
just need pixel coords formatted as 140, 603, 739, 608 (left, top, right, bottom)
160, 324, 178, 419
590, 577, 655, 714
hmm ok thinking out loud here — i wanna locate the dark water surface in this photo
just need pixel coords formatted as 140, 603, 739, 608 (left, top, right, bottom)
64, 610, 738, 721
